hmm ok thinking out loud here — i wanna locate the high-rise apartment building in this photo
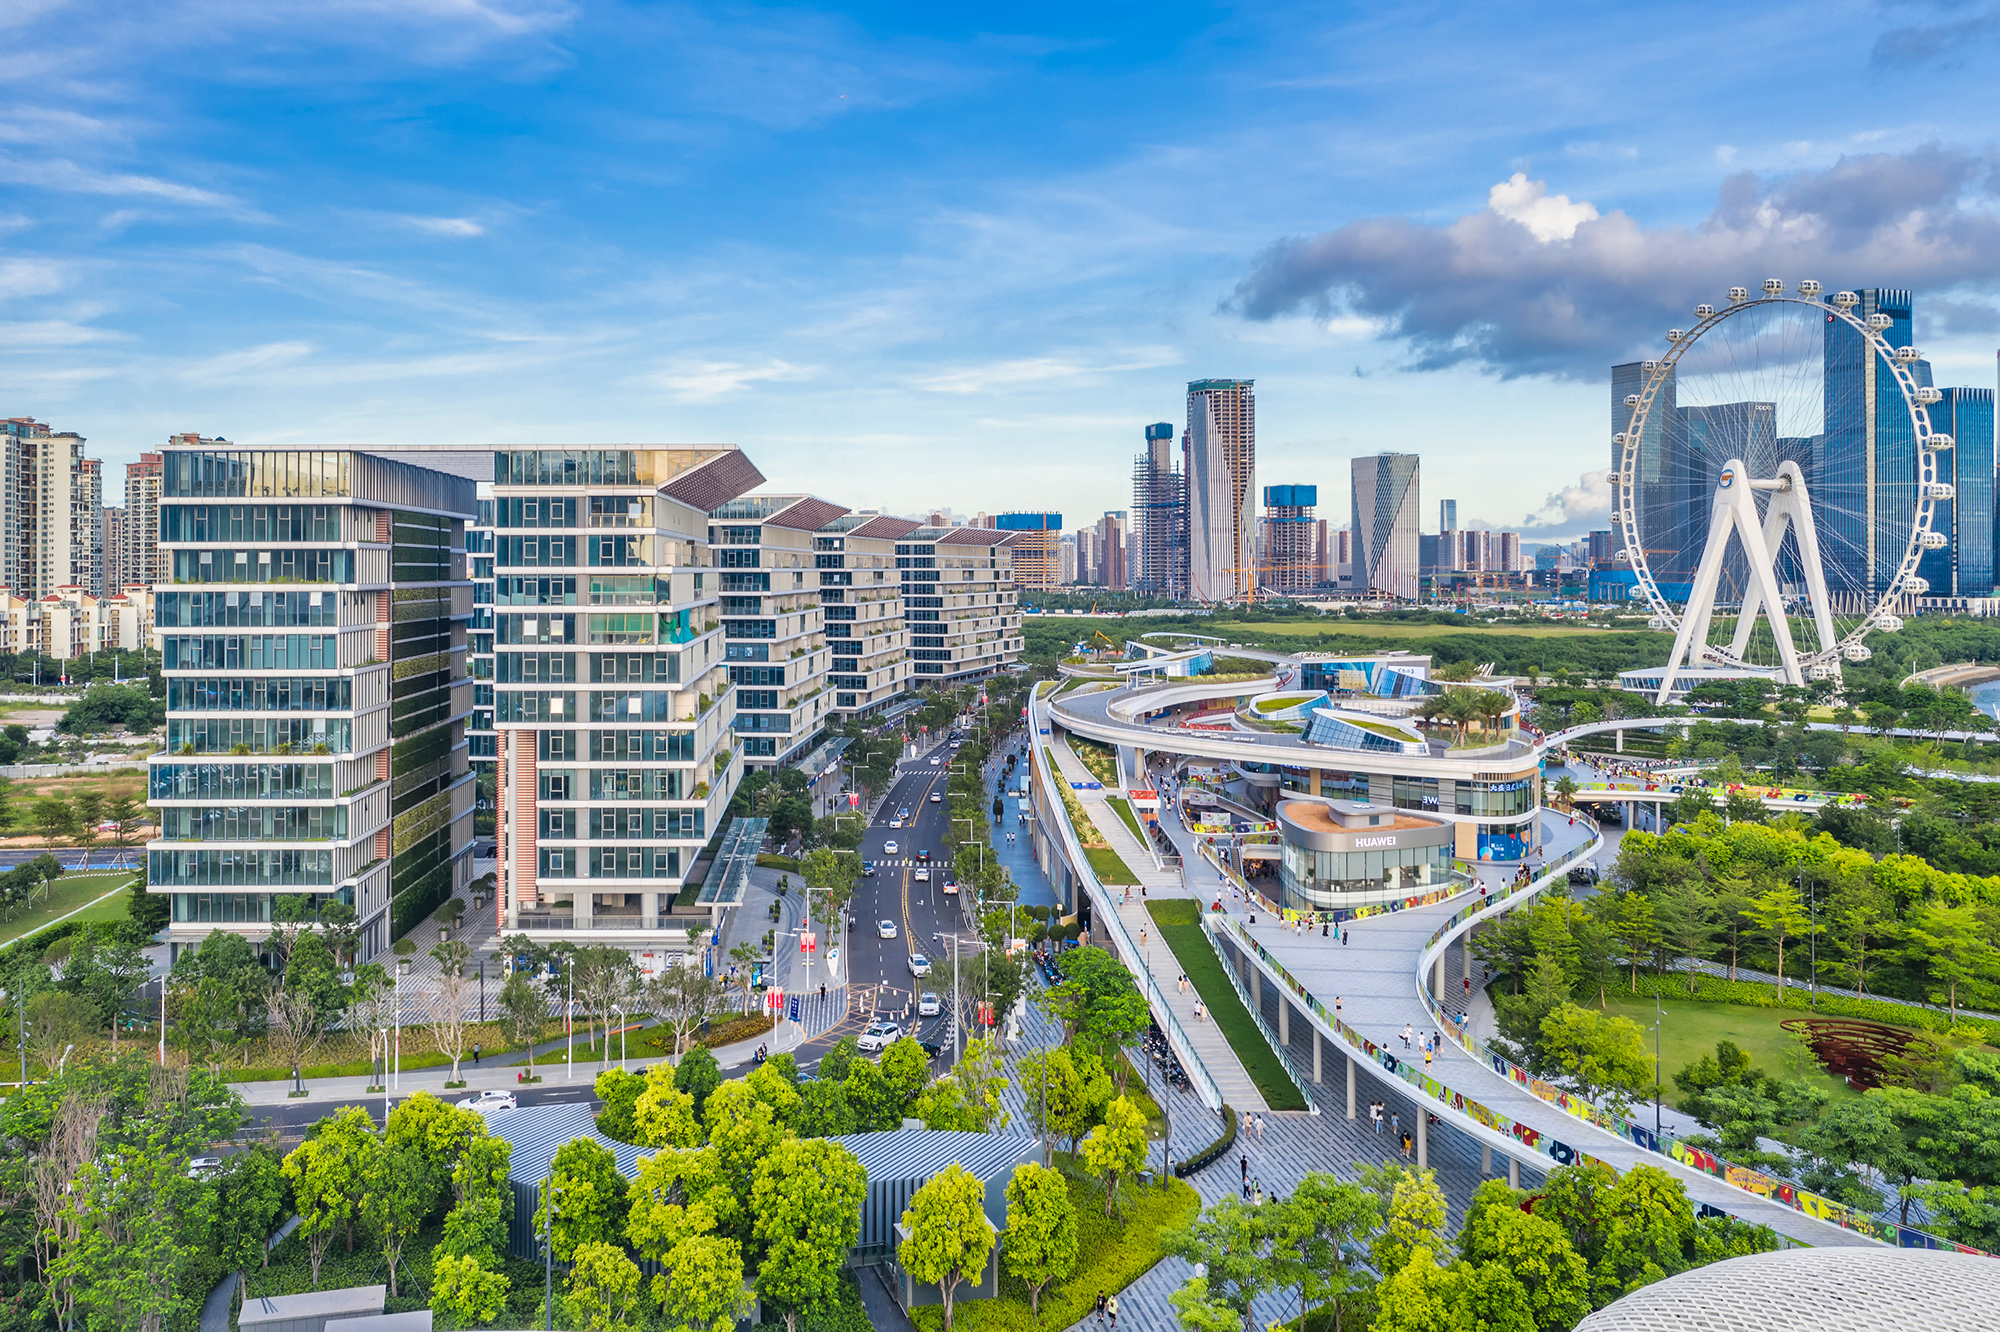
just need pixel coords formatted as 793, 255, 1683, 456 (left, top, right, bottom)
149, 446, 476, 964
7, 425, 102, 599
1095, 512, 1127, 592
101, 506, 126, 598
1351, 453, 1420, 600
816, 514, 911, 719
898, 526, 1022, 682
1261, 484, 1318, 595
492, 446, 757, 952
1132, 423, 1187, 598
1184, 380, 1256, 602
993, 513, 1062, 591
710, 493, 848, 768
126, 451, 166, 593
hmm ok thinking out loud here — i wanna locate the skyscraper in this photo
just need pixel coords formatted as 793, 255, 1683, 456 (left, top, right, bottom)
100, 506, 125, 598
1439, 499, 1457, 532
1131, 423, 1186, 598
1351, 453, 1420, 600
1261, 485, 1318, 595
994, 512, 1062, 591
1612, 360, 1683, 579
1095, 512, 1127, 591
1184, 379, 1256, 602
1937, 384, 1996, 597
1823, 289, 1919, 597
126, 452, 165, 593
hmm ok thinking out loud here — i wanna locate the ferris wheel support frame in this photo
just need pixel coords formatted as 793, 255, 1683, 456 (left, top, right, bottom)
1654, 459, 1836, 704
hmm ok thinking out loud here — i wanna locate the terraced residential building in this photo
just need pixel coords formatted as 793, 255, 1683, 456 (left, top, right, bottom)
492, 447, 759, 954
815, 513, 913, 719
708, 493, 849, 768
897, 525, 1024, 683
148, 447, 476, 963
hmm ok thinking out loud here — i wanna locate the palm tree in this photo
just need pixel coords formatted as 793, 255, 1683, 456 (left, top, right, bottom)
1553, 774, 1580, 811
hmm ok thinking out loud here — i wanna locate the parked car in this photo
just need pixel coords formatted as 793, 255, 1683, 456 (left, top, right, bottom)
456, 1089, 517, 1113
878, 919, 899, 939
908, 953, 932, 977
918, 992, 941, 1016
186, 1156, 223, 1176
914, 867, 930, 882
858, 1021, 901, 1053
1567, 865, 1600, 886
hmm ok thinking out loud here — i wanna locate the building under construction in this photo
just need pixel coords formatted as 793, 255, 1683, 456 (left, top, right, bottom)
1131, 422, 1187, 598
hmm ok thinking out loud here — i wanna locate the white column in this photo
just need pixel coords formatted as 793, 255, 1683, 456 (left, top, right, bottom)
1278, 996, 1289, 1046
1508, 1156, 1520, 1189
1345, 1054, 1356, 1119
1313, 1029, 1322, 1085
1481, 1142, 1491, 1175
1416, 1109, 1428, 1170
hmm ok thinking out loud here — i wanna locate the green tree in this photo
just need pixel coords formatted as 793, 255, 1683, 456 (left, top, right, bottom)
795, 1078, 857, 1138
1369, 1248, 1462, 1332
432, 1251, 511, 1329
358, 1134, 428, 1297
1165, 1196, 1286, 1332
1745, 883, 1811, 999
1274, 1173, 1379, 1330
1597, 1164, 1698, 1301
1169, 1277, 1245, 1332
1362, 1163, 1447, 1279
841, 1055, 904, 1132
897, 1163, 996, 1331
655, 1233, 750, 1332
1080, 1094, 1148, 1216
879, 1035, 933, 1107
1538, 1003, 1653, 1113
1456, 1179, 1590, 1328
706, 1079, 788, 1222
674, 1044, 724, 1117
281, 1111, 368, 1286
634, 1064, 703, 1148
626, 1145, 740, 1262
750, 1139, 869, 1332
746, 1059, 803, 1124
595, 1066, 645, 1141
1601, 891, 1660, 992
497, 971, 545, 1059
564, 1240, 643, 1332
537, 1137, 630, 1262
442, 1133, 515, 1261
1906, 903, 1999, 1021
1001, 1161, 1076, 1321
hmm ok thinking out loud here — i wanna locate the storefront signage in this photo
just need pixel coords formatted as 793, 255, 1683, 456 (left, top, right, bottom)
1353, 835, 1399, 848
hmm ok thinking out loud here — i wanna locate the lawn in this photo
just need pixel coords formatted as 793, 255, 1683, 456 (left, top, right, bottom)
1145, 900, 1308, 1112
910, 1165, 1200, 1332
1598, 995, 1862, 1111
0, 871, 137, 950
1104, 796, 1147, 844
1230, 619, 1641, 639
1084, 845, 1141, 886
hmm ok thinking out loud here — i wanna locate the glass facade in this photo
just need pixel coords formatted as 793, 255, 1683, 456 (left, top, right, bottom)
1277, 838, 1450, 911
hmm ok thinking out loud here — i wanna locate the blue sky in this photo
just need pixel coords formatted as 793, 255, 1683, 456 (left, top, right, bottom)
6, 1, 2000, 538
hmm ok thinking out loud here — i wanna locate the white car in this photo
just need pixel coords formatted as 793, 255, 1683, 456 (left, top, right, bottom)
883, 840, 899, 855
942, 878, 958, 896
857, 1020, 901, 1053
914, 867, 930, 882
878, 919, 898, 939
929, 792, 942, 803
889, 818, 902, 829
908, 953, 932, 977
456, 1089, 517, 1114
186, 1156, 222, 1176
930, 758, 940, 766
918, 992, 941, 1017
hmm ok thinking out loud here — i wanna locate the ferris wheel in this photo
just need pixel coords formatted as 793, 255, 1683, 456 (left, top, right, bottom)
1612, 279, 1951, 704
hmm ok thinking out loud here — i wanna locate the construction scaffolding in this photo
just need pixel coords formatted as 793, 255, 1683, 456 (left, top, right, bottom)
1131, 424, 1187, 598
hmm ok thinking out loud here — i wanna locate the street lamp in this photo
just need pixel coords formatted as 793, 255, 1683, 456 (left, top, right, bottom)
395, 955, 410, 1090
541, 1161, 560, 1331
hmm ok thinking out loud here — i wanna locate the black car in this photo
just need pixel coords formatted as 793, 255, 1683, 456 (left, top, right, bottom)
1567, 864, 1601, 886
917, 1037, 946, 1059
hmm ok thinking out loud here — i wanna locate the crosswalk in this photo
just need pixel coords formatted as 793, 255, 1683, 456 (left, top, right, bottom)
869, 858, 940, 868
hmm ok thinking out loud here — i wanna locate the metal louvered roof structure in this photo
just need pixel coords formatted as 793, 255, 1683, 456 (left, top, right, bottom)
485, 1103, 651, 1261
827, 1129, 1044, 1258
696, 816, 767, 906
1575, 1248, 2000, 1331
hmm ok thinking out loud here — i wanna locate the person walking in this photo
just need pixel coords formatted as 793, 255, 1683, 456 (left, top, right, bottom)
1241, 1152, 1249, 1183
1095, 1291, 1107, 1325
1400, 1130, 1413, 1161
1106, 1294, 1119, 1330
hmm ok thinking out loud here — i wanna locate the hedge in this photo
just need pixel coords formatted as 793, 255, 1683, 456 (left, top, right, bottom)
1176, 1103, 1237, 1178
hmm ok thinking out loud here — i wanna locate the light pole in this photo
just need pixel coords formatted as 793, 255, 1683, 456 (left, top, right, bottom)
1653, 991, 1663, 1138
566, 961, 574, 1082
541, 1161, 559, 1331
395, 955, 409, 1089
610, 1006, 626, 1073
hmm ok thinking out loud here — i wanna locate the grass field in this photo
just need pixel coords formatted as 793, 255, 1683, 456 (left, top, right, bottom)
0, 871, 136, 949
1104, 796, 1147, 843
1201, 619, 1651, 640
1084, 844, 1141, 885
1146, 898, 1308, 1112
1599, 995, 1862, 1110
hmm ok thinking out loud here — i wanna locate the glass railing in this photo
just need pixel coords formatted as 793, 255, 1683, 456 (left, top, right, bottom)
1029, 690, 1223, 1112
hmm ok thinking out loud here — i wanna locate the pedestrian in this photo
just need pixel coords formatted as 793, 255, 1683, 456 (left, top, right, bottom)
472, 1042, 480, 1066
1257, 1114, 1266, 1144
820, 983, 827, 1001
1241, 1152, 1249, 1181
1334, 996, 1342, 1018
1342, 929, 1349, 945
1464, 976, 1472, 1000
1241, 1175, 1250, 1200
1391, 1111, 1400, 1138
1253, 1180, 1264, 1205
1424, 1045, 1432, 1068
1401, 1130, 1412, 1160
1107, 1294, 1119, 1330
1095, 1291, 1107, 1325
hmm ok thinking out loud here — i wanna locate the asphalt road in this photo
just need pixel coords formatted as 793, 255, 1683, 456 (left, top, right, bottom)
237, 729, 988, 1141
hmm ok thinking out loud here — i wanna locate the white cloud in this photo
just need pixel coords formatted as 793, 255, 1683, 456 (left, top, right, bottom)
182, 340, 313, 383
1515, 467, 1614, 535
0, 152, 240, 210
0, 258, 64, 299
648, 358, 813, 402
913, 349, 1181, 395
1486, 172, 1600, 243
403, 215, 486, 238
